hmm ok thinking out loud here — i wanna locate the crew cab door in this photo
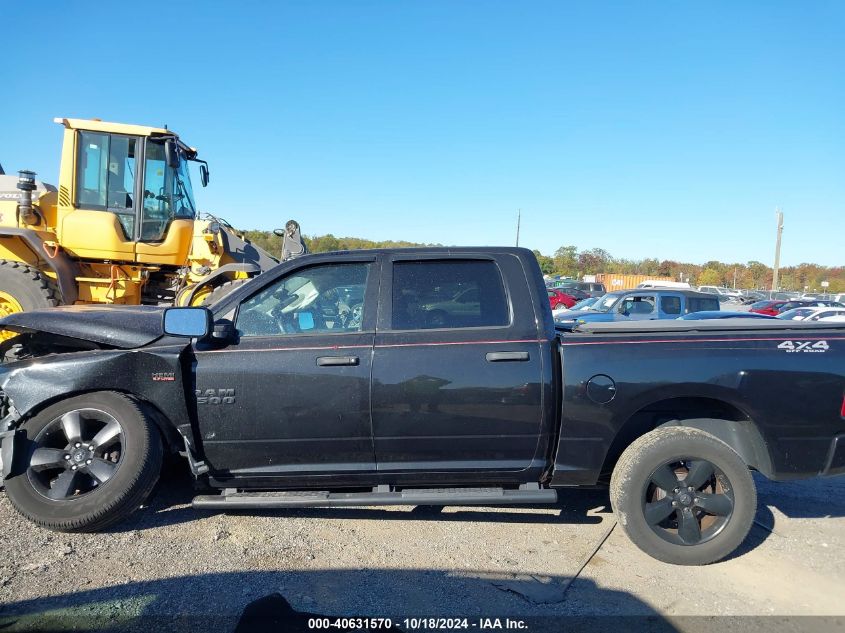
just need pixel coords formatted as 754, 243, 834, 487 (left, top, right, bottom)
370, 253, 546, 474
613, 293, 657, 320
192, 256, 379, 478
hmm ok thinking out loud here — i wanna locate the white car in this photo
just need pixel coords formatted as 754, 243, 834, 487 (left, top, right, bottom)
777, 307, 845, 321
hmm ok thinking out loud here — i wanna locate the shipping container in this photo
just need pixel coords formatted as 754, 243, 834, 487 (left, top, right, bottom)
595, 273, 675, 291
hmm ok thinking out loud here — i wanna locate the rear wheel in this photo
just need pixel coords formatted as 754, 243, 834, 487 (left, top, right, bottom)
610, 426, 756, 565
5, 392, 162, 532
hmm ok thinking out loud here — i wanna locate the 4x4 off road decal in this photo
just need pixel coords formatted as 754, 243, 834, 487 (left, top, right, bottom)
777, 340, 830, 353
196, 388, 236, 404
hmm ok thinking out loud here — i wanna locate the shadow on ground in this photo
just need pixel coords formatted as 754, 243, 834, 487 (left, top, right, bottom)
0, 568, 677, 633
754, 472, 845, 518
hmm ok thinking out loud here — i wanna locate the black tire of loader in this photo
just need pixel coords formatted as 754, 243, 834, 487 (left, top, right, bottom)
0, 260, 61, 310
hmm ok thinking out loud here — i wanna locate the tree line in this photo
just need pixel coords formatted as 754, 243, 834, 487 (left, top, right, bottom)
241, 230, 844, 293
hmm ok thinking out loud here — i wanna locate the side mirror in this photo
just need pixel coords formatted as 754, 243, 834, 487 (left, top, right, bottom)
199, 163, 209, 187
163, 307, 210, 338
211, 319, 237, 341
164, 139, 180, 169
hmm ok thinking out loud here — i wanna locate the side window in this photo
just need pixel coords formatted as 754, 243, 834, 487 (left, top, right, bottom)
660, 296, 682, 315
236, 263, 371, 337
392, 260, 509, 330
75, 131, 137, 238
686, 297, 720, 313
618, 296, 655, 315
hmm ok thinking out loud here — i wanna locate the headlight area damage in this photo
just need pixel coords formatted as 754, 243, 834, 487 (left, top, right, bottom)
0, 305, 193, 483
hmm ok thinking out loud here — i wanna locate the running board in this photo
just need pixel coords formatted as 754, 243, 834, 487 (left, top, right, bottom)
192, 484, 557, 510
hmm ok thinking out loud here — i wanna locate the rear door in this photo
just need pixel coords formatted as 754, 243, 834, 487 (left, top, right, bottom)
370, 253, 546, 474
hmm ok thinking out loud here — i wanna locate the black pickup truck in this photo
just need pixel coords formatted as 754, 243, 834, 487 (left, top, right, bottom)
0, 248, 843, 565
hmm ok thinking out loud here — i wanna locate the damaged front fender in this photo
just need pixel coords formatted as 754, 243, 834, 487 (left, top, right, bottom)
0, 344, 197, 476
0, 400, 21, 480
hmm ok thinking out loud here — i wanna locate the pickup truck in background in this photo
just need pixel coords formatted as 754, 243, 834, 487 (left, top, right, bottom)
0, 247, 843, 565
554, 288, 721, 325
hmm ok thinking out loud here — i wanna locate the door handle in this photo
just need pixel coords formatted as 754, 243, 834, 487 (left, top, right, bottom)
316, 356, 359, 366
486, 351, 530, 362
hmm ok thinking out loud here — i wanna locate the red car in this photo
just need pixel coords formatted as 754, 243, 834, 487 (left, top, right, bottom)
749, 300, 787, 316
547, 288, 577, 309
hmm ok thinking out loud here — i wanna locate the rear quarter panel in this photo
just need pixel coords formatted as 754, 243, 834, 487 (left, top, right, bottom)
551, 329, 845, 485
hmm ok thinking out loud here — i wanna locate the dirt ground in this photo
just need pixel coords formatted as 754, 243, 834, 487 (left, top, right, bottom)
0, 467, 842, 632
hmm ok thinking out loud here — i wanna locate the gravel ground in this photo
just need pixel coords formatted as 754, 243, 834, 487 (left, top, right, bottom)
0, 465, 842, 632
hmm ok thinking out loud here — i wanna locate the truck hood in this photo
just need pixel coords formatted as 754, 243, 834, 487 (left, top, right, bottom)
0, 305, 166, 349
554, 309, 611, 322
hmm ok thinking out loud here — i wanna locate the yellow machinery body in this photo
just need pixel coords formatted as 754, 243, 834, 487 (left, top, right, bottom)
0, 118, 277, 315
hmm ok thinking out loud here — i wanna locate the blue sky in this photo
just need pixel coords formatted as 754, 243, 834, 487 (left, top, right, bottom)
2, 1, 843, 266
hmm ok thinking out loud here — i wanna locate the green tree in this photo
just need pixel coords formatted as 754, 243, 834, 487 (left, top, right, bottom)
697, 268, 722, 286
532, 250, 555, 275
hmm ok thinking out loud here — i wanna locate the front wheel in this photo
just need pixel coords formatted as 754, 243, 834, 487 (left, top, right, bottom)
5, 392, 163, 532
610, 426, 756, 565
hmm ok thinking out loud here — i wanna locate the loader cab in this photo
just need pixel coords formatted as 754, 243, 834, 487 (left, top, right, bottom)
55, 118, 204, 265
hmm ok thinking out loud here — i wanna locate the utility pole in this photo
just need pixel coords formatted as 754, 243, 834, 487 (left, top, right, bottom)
772, 208, 784, 292
515, 209, 521, 247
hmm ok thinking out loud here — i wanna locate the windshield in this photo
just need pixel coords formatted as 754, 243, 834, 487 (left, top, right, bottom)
141, 140, 197, 240
174, 151, 196, 217
592, 294, 622, 312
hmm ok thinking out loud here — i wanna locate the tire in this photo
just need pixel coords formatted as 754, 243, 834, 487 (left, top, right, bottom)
0, 260, 61, 309
200, 278, 250, 307
5, 392, 163, 532
609, 426, 756, 565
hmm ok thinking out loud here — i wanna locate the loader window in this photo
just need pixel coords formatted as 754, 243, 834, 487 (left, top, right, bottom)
142, 140, 196, 241
76, 131, 138, 239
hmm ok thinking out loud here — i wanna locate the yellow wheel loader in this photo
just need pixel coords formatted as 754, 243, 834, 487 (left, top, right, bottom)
0, 118, 304, 330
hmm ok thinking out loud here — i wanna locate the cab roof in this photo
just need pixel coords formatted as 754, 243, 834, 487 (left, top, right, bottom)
54, 117, 175, 138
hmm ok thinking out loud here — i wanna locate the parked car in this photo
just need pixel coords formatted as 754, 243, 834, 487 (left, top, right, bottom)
547, 288, 577, 310
750, 300, 789, 316
637, 280, 691, 289
678, 311, 776, 320
552, 297, 599, 320
0, 247, 843, 567
777, 300, 844, 314
698, 286, 742, 298
778, 307, 845, 322
569, 297, 600, 311
554, 281, 606, 298
753, 300, 844, 317
556, 289, 721, 325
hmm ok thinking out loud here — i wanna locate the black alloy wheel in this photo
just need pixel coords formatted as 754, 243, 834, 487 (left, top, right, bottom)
26, 408, 125, 501
642, 458, 734, 546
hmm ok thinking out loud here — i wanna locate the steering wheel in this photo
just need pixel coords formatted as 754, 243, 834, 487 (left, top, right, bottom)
341, 303, 364, 330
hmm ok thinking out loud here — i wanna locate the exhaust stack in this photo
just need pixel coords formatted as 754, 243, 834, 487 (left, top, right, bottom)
16, 170, 39, 225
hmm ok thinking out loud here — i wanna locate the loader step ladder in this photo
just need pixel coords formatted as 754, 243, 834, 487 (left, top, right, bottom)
191, 483, 557, 510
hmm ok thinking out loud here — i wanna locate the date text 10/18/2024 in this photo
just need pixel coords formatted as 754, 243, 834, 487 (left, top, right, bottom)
307, 618, 529, 630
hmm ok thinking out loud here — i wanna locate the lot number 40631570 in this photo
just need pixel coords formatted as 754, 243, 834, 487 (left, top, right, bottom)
777, 340, 830, 353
